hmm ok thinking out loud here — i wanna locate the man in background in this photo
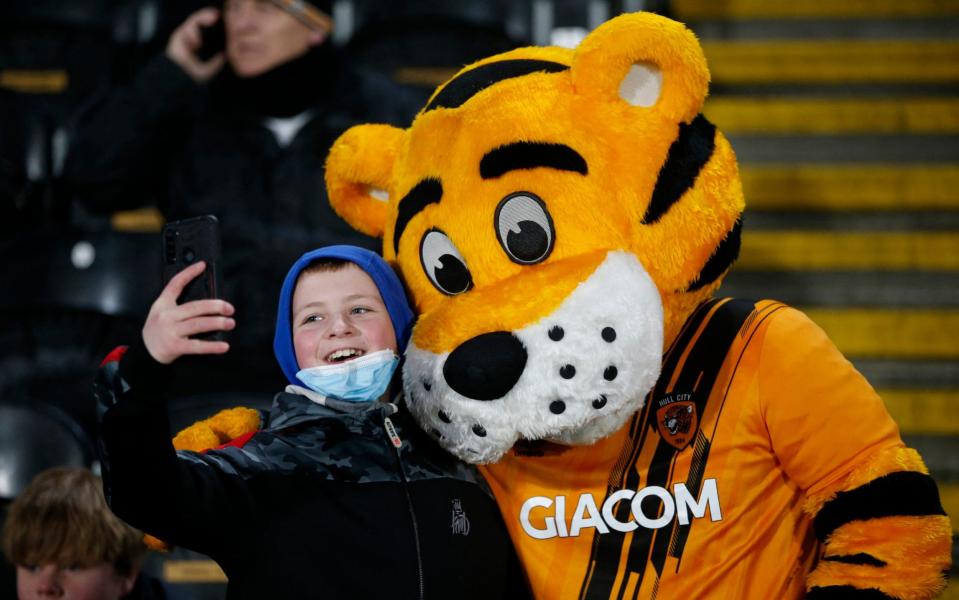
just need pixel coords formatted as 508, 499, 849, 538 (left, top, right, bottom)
63, 0, 416, 397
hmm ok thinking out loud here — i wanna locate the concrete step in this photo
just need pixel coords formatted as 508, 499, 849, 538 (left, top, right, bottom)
906, 436, 959, 483
705, 97, 959, 134
739, 164, 959, 210
729, 134, 959, 163
721, 271, 959, 307
744, 211, 959, 231
702, 40, 959, 84
855, 359, 959, 389
689, 19, 959, 42
673, 0, 959, 21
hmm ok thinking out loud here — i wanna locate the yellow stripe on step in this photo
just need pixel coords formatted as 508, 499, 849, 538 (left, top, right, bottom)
803, 308, 959, 359
674, 0, 959, 20
938, 483, 959, 534
162, 560, 227, 583
705, 97, 959, 135
0, 69, 68, 94
702, 41, 959, 84
740, 165, 959, 211
111, 207, 165, 233
740, 231, 959, 270
880, 390, 959, 435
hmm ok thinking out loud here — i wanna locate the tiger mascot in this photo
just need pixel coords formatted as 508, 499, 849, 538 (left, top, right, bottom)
176, 11, 952, 599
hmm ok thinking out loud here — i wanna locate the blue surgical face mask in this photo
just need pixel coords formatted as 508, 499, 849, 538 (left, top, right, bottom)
296, 349, 399, 402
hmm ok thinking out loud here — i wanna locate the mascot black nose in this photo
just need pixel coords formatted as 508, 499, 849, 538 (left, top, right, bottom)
443, 332, 527, 400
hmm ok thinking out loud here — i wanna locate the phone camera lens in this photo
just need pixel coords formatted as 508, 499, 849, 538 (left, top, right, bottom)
183, 248, 196, 263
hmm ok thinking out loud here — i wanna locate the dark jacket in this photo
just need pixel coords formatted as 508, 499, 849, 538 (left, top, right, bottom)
96, 342, 529, 600
65, 51, 416, 392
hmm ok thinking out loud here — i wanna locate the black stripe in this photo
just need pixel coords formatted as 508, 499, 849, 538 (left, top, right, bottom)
687, 218, 742, 292
641, 299, 754, 581
659, 299, 722, 379
807, 586, 895, 599
578, 300, 720, 600
814, 471, 946, 541
393, 178, 442, 255
583, 299, 755, 598
424, 59, 569, 112
667, 430, 710, 560
642, 114, 716, 225
822, 553, 887, 567
577, 410, 647, 600
480, 142, 587, 179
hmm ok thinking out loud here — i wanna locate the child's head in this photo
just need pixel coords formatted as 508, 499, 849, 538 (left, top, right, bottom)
2, 467, 145, 600
274, 246, 414, 387
291, 259, 397, 369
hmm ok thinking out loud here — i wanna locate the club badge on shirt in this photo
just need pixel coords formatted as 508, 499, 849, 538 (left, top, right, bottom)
655, 393, 698, 450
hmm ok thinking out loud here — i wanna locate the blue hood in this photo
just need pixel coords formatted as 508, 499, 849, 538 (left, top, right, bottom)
273, 246, 414, 387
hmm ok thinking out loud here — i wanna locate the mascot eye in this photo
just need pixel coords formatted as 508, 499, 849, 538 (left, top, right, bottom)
420, 229, 474, 295
495, 192, 555, 265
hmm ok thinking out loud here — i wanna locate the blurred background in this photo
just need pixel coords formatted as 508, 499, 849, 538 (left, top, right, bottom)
0, 0, 956, 597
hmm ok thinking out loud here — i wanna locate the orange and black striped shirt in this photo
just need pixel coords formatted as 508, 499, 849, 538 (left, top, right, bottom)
481, 298, 906, 599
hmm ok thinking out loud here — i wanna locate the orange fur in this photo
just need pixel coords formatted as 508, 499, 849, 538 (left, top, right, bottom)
807, 515, 952, 599
325, 124, 404, 238
171, 407, 261, 452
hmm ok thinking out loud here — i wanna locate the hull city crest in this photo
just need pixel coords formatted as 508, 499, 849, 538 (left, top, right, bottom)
655, 393, 698, 450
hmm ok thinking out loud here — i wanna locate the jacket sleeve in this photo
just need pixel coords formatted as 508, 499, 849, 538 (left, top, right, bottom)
757, 307, 951, 599
62, 54, 202, 213
95, 341, 259, 561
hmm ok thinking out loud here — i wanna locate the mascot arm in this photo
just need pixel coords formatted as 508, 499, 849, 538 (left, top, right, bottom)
758, 308, 951, 599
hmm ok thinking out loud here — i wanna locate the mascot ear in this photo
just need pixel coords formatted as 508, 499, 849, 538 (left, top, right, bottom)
571, 12, 709, 123
325, 123, 405, 238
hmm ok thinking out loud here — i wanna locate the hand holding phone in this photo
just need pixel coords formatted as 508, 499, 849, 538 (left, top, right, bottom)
145, 261, 235, 365
158, 215, 230, 348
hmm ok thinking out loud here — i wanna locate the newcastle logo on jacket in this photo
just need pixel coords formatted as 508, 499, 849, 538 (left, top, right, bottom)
452, 498, 471, 536
519, 479, 722, 540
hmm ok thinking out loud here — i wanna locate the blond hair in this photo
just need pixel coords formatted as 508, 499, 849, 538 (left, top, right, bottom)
1, 467, 146, 575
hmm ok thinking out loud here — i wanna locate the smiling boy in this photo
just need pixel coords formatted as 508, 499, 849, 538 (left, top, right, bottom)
293, 261, 398, 367
96, 246, 528, 599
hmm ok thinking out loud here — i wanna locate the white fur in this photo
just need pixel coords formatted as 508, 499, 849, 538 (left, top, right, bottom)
366, 185, 389, 202
618, 62, 662, 108
404, 251, 663, 463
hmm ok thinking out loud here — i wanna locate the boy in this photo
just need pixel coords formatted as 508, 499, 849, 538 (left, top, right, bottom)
96, 246, 528, 599
2, 467, 161, 600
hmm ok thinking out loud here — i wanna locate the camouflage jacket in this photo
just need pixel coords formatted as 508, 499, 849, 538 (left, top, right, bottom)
96, 342, 529, 600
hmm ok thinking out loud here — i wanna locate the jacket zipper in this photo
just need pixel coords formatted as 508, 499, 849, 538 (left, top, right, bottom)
384, 410, 425, 600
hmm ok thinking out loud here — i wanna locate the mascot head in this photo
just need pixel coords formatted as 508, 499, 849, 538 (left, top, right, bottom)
325, 12, 744, 463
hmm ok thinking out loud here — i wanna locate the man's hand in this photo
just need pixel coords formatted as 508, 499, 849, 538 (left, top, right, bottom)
166, 7, 226, 83
143, 261, 235, 364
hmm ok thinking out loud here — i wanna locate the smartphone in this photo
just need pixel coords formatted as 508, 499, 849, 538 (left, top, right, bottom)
197, 16, 226, 61
162, 214, 222, 306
